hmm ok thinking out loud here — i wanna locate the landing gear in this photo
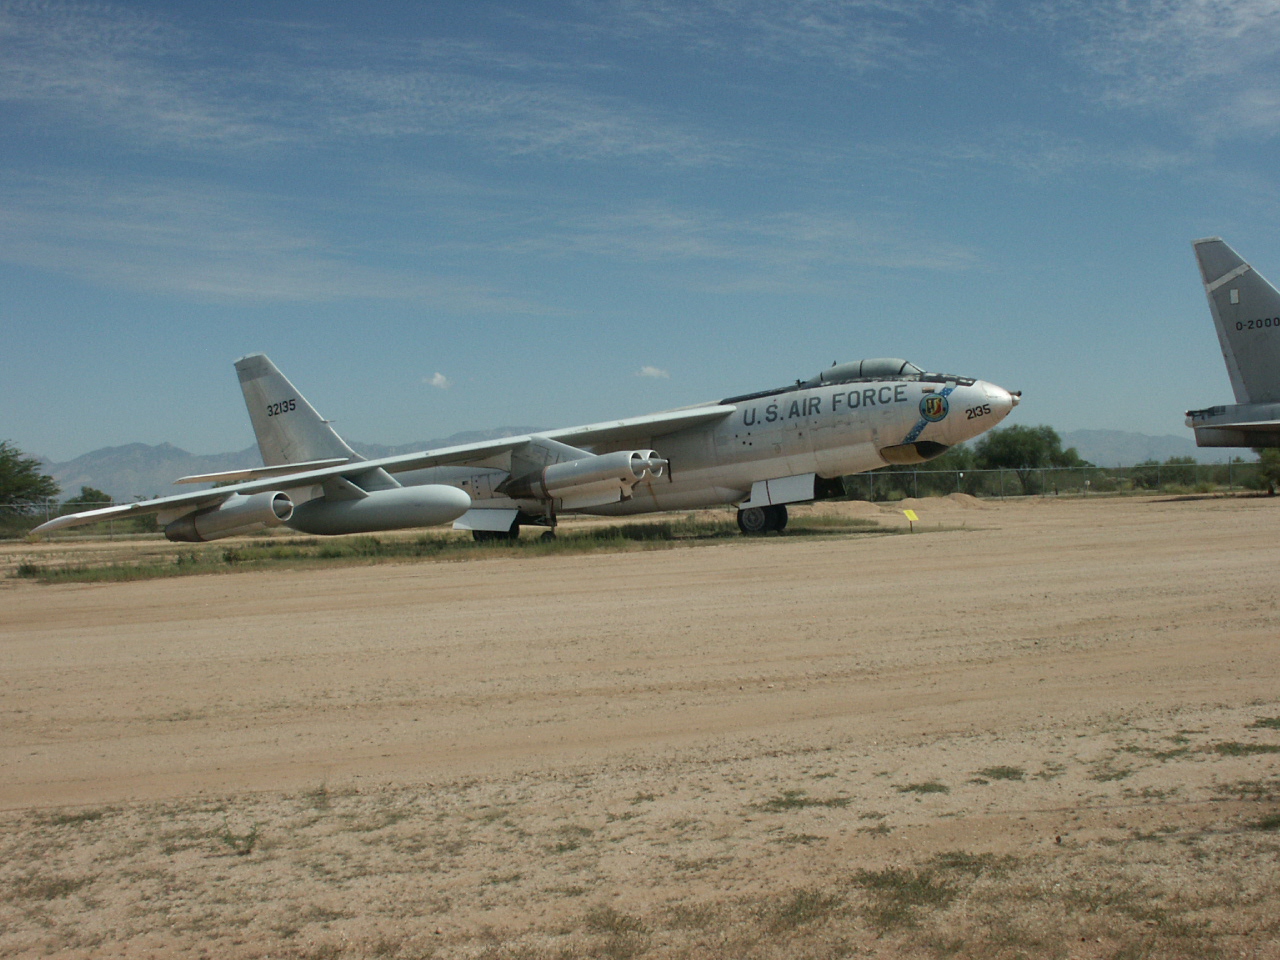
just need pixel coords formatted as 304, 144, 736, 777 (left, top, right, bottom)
736, 504, 788, 535
471, 518, 520, 542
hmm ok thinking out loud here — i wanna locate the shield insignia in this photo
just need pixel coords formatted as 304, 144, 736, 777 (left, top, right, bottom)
919, 395, 948, 422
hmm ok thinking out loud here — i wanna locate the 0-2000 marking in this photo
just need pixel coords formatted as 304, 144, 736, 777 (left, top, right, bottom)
266, 398, 297, 417
1237, 318, 1279, 330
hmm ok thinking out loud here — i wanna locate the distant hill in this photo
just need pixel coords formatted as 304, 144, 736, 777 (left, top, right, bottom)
1059, 430, 1238, 468
43, 428, 541, 502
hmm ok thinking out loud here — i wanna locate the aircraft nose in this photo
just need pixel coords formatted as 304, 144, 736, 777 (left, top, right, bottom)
982, 382, 1021, 421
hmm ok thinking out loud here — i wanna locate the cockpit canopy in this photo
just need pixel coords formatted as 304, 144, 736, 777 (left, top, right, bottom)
802, 358, 924, 388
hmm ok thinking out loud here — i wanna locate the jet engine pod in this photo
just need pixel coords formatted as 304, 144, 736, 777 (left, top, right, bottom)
878, 441, 949, 466
287, 484, 472, 535
504, 450, 667, 509
165, 491, 294, 542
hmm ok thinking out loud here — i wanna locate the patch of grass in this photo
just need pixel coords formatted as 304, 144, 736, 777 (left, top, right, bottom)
42, 808, 107, 827
895, 780, 950, 795
581, 904, 650, 959
1089, 763, 1134, 782
218, 818, 260, 857
1215, 777, 1280, 801
21, 514, 893, 583
1252, 814, 1280, 832
754, 789, 851, 812
774, 832, 822, 846
1249, 717, 1280, 730
583, 905, 647, 936
850, 851, 1013, 934
851, 865, 956, 932
483, 871, 523, 885
766, 887, 843, 931
8, 873, 95, 901
974, 765, 1024, 781
303, 783, 332, 811
1210, 741, 1280, 756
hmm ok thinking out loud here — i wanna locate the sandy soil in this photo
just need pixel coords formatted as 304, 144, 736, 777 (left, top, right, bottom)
1, 494, 1279, 959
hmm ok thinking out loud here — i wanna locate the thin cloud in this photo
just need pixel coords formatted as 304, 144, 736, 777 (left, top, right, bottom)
0, 1, 732, 164
0, 172, 541, 309
637, 365, 670, 379
589, 0, 954, 74
1049, 0, 1280, 140
427, 372, 453, 390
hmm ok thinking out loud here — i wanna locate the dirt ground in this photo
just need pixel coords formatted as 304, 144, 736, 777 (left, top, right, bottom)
2, 494, 1279, 959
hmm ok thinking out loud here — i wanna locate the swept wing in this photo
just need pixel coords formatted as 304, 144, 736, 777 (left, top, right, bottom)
33, 404, 733, 536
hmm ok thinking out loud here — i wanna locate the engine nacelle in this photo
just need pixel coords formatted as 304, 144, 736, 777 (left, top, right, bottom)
504, 450, 667, 509
878, 441, 949, 466
165, 491, 294, 542
287, 484, 472, 535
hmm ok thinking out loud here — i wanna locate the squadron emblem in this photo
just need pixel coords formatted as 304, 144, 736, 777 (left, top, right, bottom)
919, 394, 949, 422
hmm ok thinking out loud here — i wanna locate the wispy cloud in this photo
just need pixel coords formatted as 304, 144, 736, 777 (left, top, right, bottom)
0, 172, 537, 308
426, 372, 453, 390
637, 365, 669, 379
1048, 0, 1280, 140
507, 201, 980, 276
589, 0, 955, 74
0, 1, 731, 163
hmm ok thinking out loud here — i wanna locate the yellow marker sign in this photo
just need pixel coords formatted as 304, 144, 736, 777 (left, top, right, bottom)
902, 510, 919, 522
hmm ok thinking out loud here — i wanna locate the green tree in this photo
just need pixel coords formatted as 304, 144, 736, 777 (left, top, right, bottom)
974, 425, 1088, 494
60, 486, 112, 515
1256, 449, 1280, 495
0, 440, 59, 510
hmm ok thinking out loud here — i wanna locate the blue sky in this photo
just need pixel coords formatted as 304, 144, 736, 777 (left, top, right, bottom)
4, 0, 1280, 461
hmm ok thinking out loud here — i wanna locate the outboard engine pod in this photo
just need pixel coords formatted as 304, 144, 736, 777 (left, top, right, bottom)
165, 491, 293, 542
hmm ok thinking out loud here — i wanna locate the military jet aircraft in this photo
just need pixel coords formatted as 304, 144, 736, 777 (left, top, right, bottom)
35, 353, 1020, 541
1187, 237, 1280, 448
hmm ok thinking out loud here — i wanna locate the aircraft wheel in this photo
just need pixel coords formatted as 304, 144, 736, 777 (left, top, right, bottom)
737, 506, 770, 535
473, 520, 520, 543
540, 530, 557, 542
768, 504, 788, 532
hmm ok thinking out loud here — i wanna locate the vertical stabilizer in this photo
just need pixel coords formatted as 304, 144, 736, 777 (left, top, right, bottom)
235, 354, 361, 466
1193, 238, 1280, 405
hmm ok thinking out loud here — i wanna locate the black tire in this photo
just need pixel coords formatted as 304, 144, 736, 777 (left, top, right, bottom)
472, 519, 520, 542
768, 504, 788, 532
539, 530, 557, 542
737, 506, 770, 535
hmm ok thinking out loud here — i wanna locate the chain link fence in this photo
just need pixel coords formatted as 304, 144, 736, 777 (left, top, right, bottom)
0, 501, 157, 539
2, 461, 1272, 538
840, 460, 1267, 501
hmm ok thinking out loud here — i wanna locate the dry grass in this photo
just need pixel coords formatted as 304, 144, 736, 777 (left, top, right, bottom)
3, 705, 1280, 959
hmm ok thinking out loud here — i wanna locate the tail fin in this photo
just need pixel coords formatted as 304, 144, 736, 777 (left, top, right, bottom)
1194, 237, 1280, 404
235, 354, 361, 466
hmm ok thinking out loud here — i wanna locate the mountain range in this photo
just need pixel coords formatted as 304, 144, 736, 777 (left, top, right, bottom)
38, 428, 1235, 503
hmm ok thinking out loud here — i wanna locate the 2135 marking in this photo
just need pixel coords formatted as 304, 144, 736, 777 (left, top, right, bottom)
965, 403, 992, 420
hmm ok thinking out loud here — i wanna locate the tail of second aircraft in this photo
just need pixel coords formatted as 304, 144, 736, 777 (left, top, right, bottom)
235, 353, 361, 467
1194, 237, 1280, 405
